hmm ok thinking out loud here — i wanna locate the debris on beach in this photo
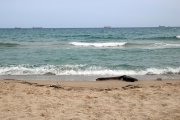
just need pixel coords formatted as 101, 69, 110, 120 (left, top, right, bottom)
96, 75, 138, 82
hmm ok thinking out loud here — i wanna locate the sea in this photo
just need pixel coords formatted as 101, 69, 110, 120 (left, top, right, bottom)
0, 27, 180, 81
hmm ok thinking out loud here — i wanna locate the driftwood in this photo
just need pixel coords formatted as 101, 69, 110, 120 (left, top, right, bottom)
96, 75, 138, 82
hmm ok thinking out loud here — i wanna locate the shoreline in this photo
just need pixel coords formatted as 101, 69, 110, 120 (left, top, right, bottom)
0, 79, 180, 119
1, 74, 180, 81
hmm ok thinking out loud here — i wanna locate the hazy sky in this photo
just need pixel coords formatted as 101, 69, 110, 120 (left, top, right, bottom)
0, 0, 180, 28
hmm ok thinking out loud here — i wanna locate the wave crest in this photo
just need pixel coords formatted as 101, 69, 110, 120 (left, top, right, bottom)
70, 42, 180, 49
70, 42, 127, 47
0, 64, 180, 75
176, 35, 180, 39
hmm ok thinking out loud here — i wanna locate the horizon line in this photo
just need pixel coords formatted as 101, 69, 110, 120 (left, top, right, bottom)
0, 26, 180, 29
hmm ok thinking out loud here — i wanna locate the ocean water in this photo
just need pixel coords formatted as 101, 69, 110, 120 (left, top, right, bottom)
0, 27, 180, 80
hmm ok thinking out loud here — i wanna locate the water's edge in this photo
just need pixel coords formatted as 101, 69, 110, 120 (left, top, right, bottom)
1, 75, 180, 81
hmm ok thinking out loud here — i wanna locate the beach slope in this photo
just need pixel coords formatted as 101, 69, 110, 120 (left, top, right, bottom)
0, 80, 180, 120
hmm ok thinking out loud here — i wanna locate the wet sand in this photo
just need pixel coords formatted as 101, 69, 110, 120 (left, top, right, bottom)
0, 79, 180, 120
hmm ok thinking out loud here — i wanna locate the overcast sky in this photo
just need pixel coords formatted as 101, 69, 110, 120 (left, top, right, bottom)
0, 0, 180, 28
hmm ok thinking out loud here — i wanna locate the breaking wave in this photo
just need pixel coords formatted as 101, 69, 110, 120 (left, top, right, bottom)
0, 64, 180, 75
176, 35, 180, 39
69, 42, 180, 49
70, 42, 127, 47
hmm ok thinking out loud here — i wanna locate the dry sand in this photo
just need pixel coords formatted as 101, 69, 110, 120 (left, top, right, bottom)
0, 79, 180, 120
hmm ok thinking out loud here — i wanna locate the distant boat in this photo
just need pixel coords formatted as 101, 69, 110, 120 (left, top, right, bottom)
14, 27, 21, 29
158, 25, 166, 28
32, 27, 43, 29
104, 26, 112, 29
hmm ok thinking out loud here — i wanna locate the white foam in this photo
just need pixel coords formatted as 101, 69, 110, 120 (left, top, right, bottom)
70, 42, 180, 49
165, 43, 180, 47
60, 67, 180, 75
176, 35, 180, 39
70, 42, 127, 47
0, 65, 180, 75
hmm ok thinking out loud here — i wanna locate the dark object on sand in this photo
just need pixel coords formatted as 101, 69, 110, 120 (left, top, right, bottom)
49, 85, 62, 89
156, 78, 162, 81
96, 75, 138, 82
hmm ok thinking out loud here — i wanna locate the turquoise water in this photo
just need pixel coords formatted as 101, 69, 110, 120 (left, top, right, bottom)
0, 27, 180, 76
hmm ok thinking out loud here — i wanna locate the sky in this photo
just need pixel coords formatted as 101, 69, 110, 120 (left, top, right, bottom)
0, 0, 180, 28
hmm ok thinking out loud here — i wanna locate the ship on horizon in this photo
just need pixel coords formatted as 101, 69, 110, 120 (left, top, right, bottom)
32, 27, 43, 29
158, 25, 166, 28
103, 26, 112, 29
14, 27, 22, 29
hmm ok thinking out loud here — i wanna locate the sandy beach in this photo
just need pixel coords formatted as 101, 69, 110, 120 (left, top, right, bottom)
0, 79, 180, 120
